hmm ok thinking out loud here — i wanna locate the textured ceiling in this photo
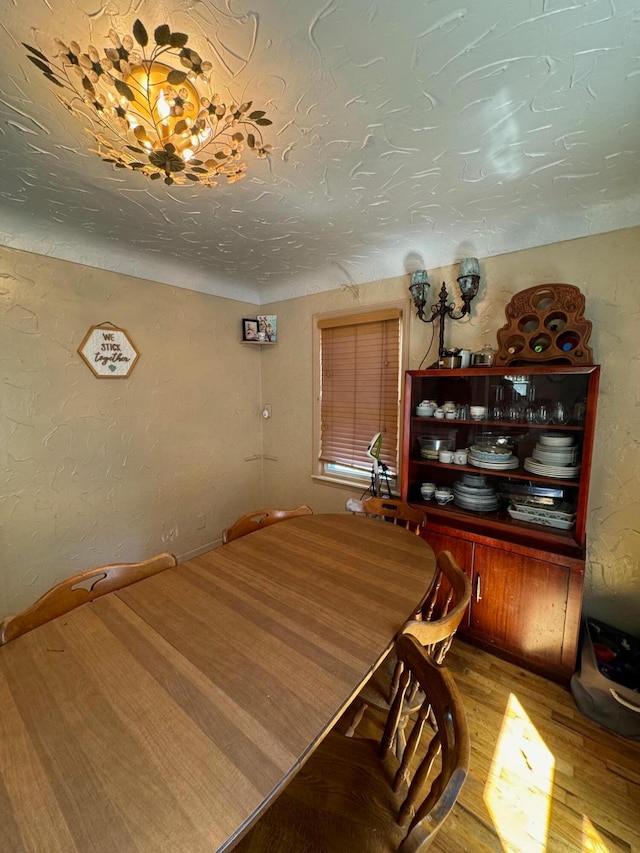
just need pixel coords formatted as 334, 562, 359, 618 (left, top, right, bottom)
0, 0, 639, 304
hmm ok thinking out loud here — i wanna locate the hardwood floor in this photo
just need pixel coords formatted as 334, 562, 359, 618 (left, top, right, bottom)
344, 640, 640, 853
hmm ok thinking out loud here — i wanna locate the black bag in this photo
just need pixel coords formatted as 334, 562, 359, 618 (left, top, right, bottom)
570, 618, 640, 740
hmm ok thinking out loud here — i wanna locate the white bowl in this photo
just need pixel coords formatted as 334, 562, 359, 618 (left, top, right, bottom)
416, 405, 436, 417
539, 434, 575, 447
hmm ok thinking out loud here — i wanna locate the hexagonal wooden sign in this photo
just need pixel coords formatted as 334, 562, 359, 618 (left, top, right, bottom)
78, 323, 140, 378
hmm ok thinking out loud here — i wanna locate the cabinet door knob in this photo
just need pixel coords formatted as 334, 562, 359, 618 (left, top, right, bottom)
475, 574, 482, 602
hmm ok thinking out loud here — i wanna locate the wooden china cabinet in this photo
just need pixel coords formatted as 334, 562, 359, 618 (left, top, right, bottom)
401, 365, 600, 682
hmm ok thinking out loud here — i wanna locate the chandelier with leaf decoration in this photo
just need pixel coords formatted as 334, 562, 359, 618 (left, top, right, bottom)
24, 19, 273, 187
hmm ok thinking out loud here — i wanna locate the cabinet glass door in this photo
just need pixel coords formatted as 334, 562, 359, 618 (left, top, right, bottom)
403, 365, 599, 556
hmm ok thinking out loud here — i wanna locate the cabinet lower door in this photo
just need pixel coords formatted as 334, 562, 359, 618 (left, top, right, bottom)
470, 545, 570, 671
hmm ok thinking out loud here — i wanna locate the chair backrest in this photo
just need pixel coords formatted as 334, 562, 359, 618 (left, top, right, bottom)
382, 633, 470, 852
222, 505, 313, 544
403, 550, 472, 664
0, 552, 178, 645
345, 497, 426, 535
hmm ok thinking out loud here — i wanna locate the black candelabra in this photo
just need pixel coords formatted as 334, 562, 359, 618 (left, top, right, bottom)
409, 259, 481, 357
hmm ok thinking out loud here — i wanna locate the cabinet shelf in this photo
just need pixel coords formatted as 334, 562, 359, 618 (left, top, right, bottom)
412, 416, 584, 431
413, 500, 582, 555
411, 458, 580, 487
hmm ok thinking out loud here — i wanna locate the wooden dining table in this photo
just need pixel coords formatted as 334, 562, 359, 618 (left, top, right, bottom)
0, 513, 435, 853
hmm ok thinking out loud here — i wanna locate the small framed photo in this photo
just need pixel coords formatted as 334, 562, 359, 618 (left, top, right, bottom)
242, 319, 259, 341
257, 314, 277, 343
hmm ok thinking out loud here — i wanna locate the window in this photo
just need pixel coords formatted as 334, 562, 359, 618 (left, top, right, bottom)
313, 304, 406, 489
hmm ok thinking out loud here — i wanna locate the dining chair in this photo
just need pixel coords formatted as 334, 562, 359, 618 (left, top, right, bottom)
0, 552, 178, 645
222, 505, 313, 544
345, 496, 427, 534
234, 633, 470, 853
345, 550, 471, 746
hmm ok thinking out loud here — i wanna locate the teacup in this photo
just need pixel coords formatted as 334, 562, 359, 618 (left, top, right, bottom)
453, 449, 468, 465
438, 450, 454, 464
434, 408, 445, 419
420, 482, 436, 500
445, 411, 457, 420
469, 405, 486, 421
435, 489, 454, 505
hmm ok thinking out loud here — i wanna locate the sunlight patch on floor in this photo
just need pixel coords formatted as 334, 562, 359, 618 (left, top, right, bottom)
484, 692, 555, 853
581, 815, 612, 853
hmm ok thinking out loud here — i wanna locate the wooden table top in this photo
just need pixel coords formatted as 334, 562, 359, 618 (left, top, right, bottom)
0, 513, 435, 853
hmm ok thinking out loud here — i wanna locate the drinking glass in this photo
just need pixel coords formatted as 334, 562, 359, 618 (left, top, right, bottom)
490, 386, 504, 421
535, 402, 551, 424
551, 401, 571, 425
572, 399, 587, 425
524, 385, 537, 424
507, 402, 524, 423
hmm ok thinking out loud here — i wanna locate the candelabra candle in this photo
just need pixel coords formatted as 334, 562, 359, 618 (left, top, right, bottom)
458, 258, 480, 277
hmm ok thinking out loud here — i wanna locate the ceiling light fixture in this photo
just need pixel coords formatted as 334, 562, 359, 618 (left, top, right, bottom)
409, 258, 481, 357
24, 19, 273, 187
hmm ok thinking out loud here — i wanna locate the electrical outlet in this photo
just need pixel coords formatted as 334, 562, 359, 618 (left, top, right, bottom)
196, 513, 206, 530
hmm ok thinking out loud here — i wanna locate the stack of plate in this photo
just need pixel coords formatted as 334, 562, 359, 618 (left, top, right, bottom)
524, 434, 580, 478
538, 433, 575, 447
507, 498, 577, 530
532, 446, 578, 465
453, 473, 500, 512
524, 458, 580, 478
460, 472, 487, 487
468, 443, 519, 471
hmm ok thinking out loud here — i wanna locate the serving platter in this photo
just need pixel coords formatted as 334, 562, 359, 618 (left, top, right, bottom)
469, 445, 514, 463
507, 507, 576, 530
510, 497, 576, 516
469, 456, 519, 471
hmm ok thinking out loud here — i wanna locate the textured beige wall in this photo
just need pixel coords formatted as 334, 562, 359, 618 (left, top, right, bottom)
2, 229, 638, 632
261, 227, 640, 635
0, 245, 265, 618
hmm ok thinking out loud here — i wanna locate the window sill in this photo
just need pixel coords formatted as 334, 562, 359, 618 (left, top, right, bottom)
311, 473, 399, 496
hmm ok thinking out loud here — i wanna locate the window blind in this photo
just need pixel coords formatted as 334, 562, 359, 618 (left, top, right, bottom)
319, 309, 401, 473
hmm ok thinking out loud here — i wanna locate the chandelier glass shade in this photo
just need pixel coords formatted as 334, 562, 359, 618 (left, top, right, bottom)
23, 19, 273, 187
